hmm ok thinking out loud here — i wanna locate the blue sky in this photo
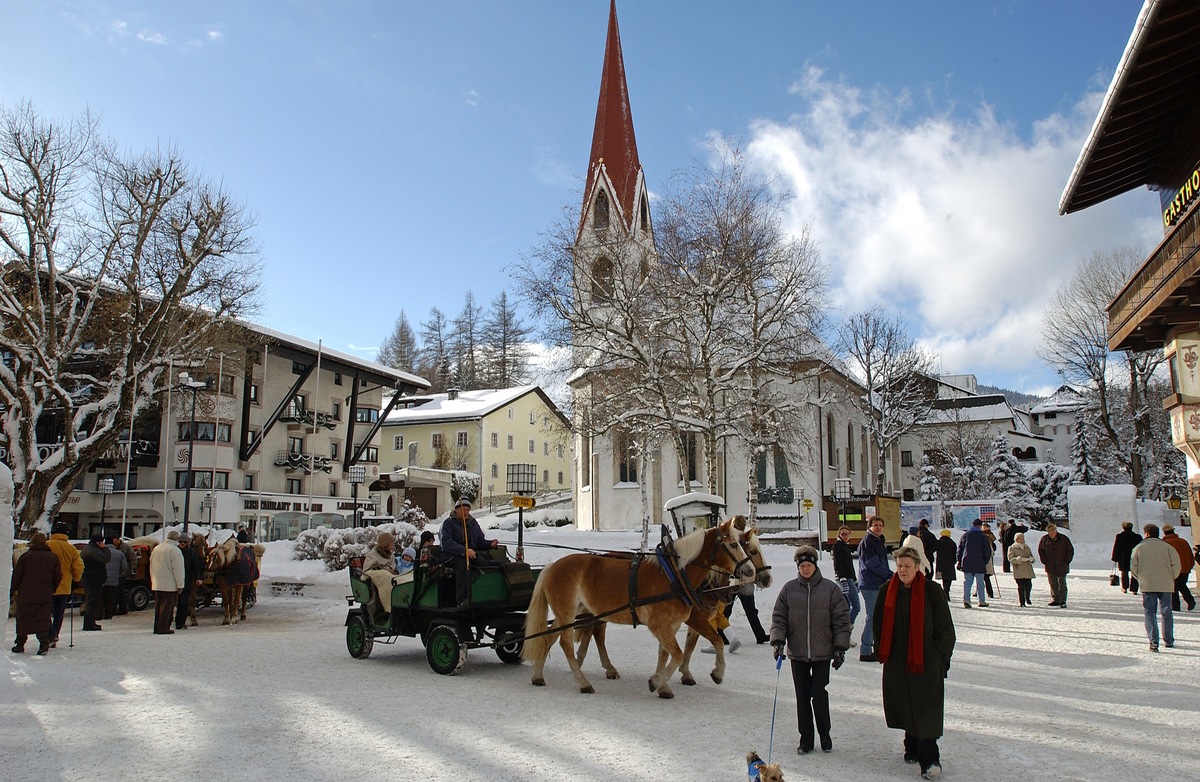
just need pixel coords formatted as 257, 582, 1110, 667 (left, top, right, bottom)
1, 1, 1159, 396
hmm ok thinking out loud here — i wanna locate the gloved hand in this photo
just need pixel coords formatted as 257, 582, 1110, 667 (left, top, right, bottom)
771, 641, 785, 661
832, 650, 845, 670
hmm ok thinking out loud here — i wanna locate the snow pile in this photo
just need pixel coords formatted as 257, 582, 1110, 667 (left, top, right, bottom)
1067, 484, 1136, 544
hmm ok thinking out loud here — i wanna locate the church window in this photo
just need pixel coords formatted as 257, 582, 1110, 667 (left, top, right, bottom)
592, 257, 613, 303
594, 190, 610, 230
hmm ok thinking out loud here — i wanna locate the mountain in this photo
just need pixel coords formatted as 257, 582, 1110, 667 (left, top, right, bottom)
978, 384, 1043, 409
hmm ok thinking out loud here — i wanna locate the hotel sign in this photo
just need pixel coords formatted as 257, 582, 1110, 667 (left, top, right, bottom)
1162, 165, 1200, 227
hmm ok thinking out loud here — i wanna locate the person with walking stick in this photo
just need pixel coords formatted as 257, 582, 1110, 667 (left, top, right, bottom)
770, 545, 851, 755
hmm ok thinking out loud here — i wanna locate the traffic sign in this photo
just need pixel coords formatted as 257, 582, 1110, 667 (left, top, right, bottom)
802, 499, 814, 510
512, 496, 536, 509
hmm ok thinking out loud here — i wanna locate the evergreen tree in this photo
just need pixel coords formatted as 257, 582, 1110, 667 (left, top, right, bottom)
481, 291, 532, 388
376, 310, 419, 373
452, 291, 484, 390
418, 308, 451, 392
985, 433, 1032, 518
918, 454, 942, 501
1069, 410, 1098, 485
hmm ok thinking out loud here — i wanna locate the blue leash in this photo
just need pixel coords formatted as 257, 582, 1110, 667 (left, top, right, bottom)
767, 653, 784, 764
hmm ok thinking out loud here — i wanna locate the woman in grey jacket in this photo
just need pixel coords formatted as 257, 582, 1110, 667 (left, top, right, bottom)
770, 545, 852, 755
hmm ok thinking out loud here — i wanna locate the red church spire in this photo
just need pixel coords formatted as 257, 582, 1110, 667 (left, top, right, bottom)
584, 0, 643, 231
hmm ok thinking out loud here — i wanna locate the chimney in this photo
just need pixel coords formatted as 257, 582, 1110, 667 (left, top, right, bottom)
447, 388, 460, 401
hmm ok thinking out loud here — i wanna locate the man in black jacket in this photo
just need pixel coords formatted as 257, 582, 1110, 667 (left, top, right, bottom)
175, 535, 205, 630
439, 497, 500, 606
1111, 521, 1142, 594
79, 534, 110, 631
831, 527, 861, 640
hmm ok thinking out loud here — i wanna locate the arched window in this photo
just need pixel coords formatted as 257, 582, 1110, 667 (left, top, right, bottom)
826, 412, 836, 468
846, 422, 855, 473
639, 193, 649, 230
594, 190, 610, 231
592, 257, 613, 303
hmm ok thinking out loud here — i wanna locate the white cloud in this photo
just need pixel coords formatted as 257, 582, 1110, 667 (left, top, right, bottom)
464, 89, 479, 107
136, 30, 168, 46
207, 29, 223, 43
740, 67, 1163, 392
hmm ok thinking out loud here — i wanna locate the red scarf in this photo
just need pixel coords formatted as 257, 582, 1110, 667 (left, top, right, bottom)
878, 573, 925, 674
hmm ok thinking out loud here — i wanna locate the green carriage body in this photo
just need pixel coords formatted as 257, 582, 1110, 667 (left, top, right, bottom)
344, 545, 540, 675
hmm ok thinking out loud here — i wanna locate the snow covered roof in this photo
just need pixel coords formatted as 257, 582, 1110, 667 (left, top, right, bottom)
925, 394, 1040, 437
381, 386, 568, 428
1029, 384, 1089, 415
241, 321, 429, 392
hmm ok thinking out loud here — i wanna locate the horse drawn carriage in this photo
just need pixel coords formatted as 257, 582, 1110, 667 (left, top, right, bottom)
344, 544, 541, 675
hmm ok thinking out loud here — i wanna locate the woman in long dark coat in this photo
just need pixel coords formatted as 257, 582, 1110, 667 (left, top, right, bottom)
10, 533, 62, 655
933, 530, 957, 596
873, 545, 956, 780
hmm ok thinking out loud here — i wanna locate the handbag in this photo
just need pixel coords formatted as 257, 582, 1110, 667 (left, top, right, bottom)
1109, 565, 1120, 587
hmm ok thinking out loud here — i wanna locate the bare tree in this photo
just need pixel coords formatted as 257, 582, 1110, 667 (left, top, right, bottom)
513, 148, 829, 521
376, 310, 419, 374
0, 104, 261, 535
418, 308, 452, 392
452, 291, 483, 390
1039, 246, 1166, 494
837, 311, 936, 494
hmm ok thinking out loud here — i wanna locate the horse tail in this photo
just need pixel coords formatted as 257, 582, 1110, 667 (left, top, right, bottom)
521, 573, 555, 663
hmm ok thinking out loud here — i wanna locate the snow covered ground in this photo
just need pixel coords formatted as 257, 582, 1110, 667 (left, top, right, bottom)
3, 523, 1197, 782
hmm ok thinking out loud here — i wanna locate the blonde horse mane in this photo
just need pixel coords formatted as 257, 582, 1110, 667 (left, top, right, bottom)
666, 525, 710, 569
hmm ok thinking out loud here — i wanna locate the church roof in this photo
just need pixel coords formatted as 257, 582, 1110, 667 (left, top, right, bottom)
583, 0, 643, 230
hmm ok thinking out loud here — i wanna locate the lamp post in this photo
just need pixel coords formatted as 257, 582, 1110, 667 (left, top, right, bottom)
202, 493, 216, 528
98, 477, 114, 536
833, 477, 853, 539
507, 463, 537, 562
348, 464, 366, 527
178, 371, 207, 533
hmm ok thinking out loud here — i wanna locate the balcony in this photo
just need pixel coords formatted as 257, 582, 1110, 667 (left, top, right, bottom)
274, 450, 333, 473
1108, 204, 1200, 351
280, 406, 337, 431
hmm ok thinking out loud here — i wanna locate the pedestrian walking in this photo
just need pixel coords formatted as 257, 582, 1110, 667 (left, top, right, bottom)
1130, 523, 1180, 652
770, 545, 852, 755
1007, 533, 1035, 606
726, 576, 770, 645
956, 520, 991, 608
831, 526, 861, 643
873, 545, 956, 780
10, 533, 61, 655
934, 530, 956, 596
981, 523, 998, 599
1110, 521, 1142, 594
1037, 523, 1074, 607
1161, 524, 1195, 612
856, 516, 891, 662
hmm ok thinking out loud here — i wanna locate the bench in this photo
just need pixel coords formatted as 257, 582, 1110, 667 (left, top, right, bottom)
269, 580, 313, 597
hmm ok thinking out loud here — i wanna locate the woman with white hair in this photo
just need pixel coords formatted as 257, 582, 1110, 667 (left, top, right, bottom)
1007, 533, 1035, 607
873, 545, 956, 779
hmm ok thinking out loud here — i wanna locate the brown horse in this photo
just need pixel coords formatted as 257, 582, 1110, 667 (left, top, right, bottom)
205, 537, 257, 625
576, 516, 773, 686
521, 519, 749, 699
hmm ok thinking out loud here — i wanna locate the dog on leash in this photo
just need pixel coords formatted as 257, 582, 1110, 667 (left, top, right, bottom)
747, 751, 784, 782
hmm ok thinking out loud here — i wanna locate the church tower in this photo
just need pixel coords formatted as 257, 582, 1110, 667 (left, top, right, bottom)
571, 0, 658, 531
575, 0, 654, 301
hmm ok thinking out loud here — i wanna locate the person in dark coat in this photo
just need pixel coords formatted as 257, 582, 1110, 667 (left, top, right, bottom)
1037, 523, 1074, 607
101, 537, 129, 619
771, 545, 852, 755
46, 522, 83, 646
917, 520, 938, 577
1111, 521, 1142, 594
236, 525, 250, 544
956, 520, 991, 608
831, 526, 861, 641
1001, 518, 1027, 573
10, 533, 62, 655
110, 534, 139, 615
856, 516, 892, 662
79, 534, 111, 631
934, 530, 957, 596
439, 497, 499, 605
873, 545, 956, 780
175, 535, 205, 630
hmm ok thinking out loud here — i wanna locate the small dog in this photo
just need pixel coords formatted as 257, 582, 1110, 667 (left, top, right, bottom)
747, 751, 784, 782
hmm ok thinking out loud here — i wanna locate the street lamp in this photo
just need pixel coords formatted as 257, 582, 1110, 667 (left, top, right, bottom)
178, 371, 207, 533
98, 477, 114, 536
348, 464, 366, 528
202, 493, 216, 527
833, 477, 853, 538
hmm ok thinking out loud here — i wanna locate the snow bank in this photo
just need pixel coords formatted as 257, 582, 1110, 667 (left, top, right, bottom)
1067, 484, 1136, 544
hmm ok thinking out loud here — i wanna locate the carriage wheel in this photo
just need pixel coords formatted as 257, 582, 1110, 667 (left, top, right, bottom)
425, 625, 467, 675
494, 633, 524, 665
346, 614, 374, 659
128, 586, 152, 612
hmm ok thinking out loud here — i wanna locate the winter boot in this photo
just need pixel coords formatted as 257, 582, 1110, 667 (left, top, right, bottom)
36, 637, 50, 655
